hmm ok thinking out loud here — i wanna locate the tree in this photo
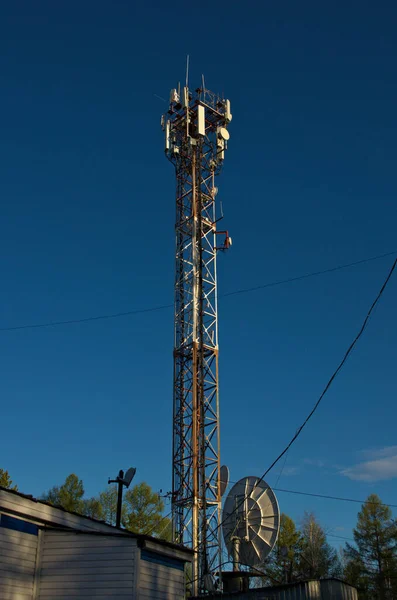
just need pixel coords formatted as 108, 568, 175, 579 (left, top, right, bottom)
123, 482, 169, 539
344, 554, 372, 600
83, 497, 104, 521
0, 468, 17, 490
264, 513, 303, 584
298, 512, 340, 579
42, 474, 85, 513
344, 494, 397, 600
97, 486, 123, 527
41, 476, 171, 541
89, 482, 171, 540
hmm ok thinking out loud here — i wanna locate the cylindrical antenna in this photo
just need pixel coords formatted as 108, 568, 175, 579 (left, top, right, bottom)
186, 55, 190, 88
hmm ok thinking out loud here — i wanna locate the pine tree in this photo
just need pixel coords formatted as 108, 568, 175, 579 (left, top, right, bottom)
344, 494, 397, 600
265, 513, 303, 584
0, 468, 17, 490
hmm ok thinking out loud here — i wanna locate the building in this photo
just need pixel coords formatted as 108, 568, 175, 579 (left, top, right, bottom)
0, 485, 192, 599
192, 578, 358, 600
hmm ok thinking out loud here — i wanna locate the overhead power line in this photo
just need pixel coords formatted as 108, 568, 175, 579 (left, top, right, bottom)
222, 250, 397, 298
273, 487, 397, 510
0, 303, 174, 332
225, 480, 397, 509
0, 249, 395, 333
207, 256, 397, 546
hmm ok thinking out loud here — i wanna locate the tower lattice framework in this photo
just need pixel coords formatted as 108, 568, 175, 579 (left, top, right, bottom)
162, 82, 232, 595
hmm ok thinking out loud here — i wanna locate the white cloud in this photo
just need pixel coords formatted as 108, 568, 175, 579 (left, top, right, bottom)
304, 458, 325, 468
341, 452, 397, 482
281, 466, 300, 476
359, 446, 397, 460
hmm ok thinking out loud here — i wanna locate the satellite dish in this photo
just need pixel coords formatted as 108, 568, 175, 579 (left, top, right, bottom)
222, 476, 280, 567
122, 467, 136, 488
219, 465, 229, 497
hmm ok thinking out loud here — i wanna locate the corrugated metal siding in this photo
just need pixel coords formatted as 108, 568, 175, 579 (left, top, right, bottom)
320, 579, 358, 600
36, 531, 136, 599
193, 579, 358, 600
245, 581, 321, 600
0, 527, 38, 600
139, 555, 186, 599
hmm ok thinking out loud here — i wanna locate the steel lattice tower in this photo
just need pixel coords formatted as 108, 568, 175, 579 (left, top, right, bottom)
162, 81, 232, 595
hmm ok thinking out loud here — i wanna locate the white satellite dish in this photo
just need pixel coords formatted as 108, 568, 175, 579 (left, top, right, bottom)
218, 127, 230, 141
222, 476, 280, 567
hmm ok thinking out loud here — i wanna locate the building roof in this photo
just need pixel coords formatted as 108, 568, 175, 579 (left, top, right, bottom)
0, 485, 193, 557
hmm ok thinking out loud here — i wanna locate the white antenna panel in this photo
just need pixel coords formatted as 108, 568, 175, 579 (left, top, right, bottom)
198, 105, 205, 136
165, 121, 170, 151
225, 99, 232, 123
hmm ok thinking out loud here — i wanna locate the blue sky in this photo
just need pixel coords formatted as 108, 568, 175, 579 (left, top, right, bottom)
1, 1, 396, 548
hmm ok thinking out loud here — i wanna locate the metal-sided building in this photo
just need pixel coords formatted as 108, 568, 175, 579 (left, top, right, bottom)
192, 578, 358, 600
0, 485, 192, 600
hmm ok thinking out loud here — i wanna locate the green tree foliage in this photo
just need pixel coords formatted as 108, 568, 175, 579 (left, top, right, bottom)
265, 513, 303, 584
344, 494, 397, 599
83, 497, 104, 521
42, 474, 85, 513
298, 512, 341, 579
0, 468, 17, 490
96, 486, 124, 526
41, 476, 170, 541
124, 482, 170, 539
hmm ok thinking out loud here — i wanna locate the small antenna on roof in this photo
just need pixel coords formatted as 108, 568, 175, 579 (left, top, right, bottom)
201, 74, 205, 91
186, 55, 190, 88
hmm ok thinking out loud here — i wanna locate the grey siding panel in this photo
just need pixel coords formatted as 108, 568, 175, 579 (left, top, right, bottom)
139, 559, 185, 600
0, 592, 33, 600
37, 531, 136, 599
0, 527, 38, 600
0, 491, 123, 534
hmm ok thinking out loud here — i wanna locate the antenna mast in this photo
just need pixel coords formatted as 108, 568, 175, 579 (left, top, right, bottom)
162, 80, 232, 594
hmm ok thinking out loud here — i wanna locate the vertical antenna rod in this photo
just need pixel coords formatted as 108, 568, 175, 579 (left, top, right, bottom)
162, 81, 232, 594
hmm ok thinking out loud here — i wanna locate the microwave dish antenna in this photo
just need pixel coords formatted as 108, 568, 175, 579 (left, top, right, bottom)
222, 476, 280, 567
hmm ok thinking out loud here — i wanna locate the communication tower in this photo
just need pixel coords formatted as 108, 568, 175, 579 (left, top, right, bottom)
162, 78, 232, 594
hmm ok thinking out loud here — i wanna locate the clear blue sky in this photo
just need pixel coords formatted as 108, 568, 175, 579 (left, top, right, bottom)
1, 1, 396, 547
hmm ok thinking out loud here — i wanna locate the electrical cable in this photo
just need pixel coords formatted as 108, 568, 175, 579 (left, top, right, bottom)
205, 257, 397, 547
272, 488, 397, 509
224, 480, 397, 509
221, 250, 397, 298
0, 249, 395, 332
327, 533, 355, 542
0, 303, 174, 332
274, 448, 291, 489
143, 509, 173, 538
